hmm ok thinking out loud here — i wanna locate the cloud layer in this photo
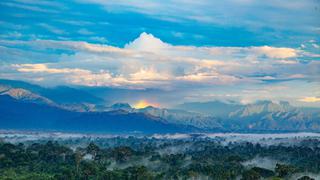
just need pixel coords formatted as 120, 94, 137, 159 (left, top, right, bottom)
0, 32, 319, 106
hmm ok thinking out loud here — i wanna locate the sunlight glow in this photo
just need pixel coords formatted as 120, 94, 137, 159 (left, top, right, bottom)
133, 100, 158, 109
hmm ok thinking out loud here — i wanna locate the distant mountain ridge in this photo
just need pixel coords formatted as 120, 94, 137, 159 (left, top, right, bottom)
0, 86, 55, 106
175, 100, 242, 118
136, 106, 221, 129
0, 79, 105, 112
0, 95, 198, 133
104, 101, 320, 132
0, 79, 104, 105
226, 100, 319, 131
0, 79, 319, 133
174, 100, 320, 131
229, 100, 295, 117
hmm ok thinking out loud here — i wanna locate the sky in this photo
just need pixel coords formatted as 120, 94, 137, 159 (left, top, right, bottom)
0, 0, 319, 107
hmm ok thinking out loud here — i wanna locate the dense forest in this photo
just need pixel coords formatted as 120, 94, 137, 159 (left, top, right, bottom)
0, 135, 319, 180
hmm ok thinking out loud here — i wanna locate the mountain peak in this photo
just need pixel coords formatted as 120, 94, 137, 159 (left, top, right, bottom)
111, 103, 132, 109
108, 103, 133, 112
142, 105, 156, 110
1, 88, 54, 105
230, 100, 296, 118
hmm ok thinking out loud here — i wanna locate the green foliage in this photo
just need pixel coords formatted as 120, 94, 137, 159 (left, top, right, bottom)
241, 169, 261, 180
0, 169, 54, 180
251, 167, 275, 178
297, 175, 315, 180
0, 138, 319, 180
111, 146, 135, 163
275, 163, 297, 178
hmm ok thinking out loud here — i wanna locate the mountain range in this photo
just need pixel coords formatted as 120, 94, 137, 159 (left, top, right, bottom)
0, 79, 319, 133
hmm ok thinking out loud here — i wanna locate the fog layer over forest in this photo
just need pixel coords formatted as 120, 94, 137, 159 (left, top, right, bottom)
0, 131, 319, 179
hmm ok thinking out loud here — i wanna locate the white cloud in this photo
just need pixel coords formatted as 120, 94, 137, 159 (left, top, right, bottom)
0, 32, 318, 91
14, 64, 89, 74
176, 72, 239, 85
129, 68, 170, 81
250, 46, 298, 59
312, 44, 320, 49
275, 60, 298, 64
125, 32, 170, 53
68, 70, 130, 87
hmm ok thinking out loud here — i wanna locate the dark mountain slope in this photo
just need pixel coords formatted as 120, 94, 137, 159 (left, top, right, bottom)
0, 95, 198, 133
63, 110, 198, 133
0, 79, 104, 105
0, 95, 75, 130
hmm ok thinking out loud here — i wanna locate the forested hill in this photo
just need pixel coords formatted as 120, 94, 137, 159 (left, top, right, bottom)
0, 137, 319, 179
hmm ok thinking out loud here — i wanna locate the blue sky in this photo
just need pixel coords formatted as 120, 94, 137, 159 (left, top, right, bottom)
0, 0, 319, 107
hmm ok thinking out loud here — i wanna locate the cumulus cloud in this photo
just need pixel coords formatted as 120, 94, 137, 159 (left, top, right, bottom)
0, 32, 318, 92
129, 68, 170, 81
12, 64, 133, 87
123, 33, 301, 62
125, 32, 169, 52
68, 71, 130, 87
